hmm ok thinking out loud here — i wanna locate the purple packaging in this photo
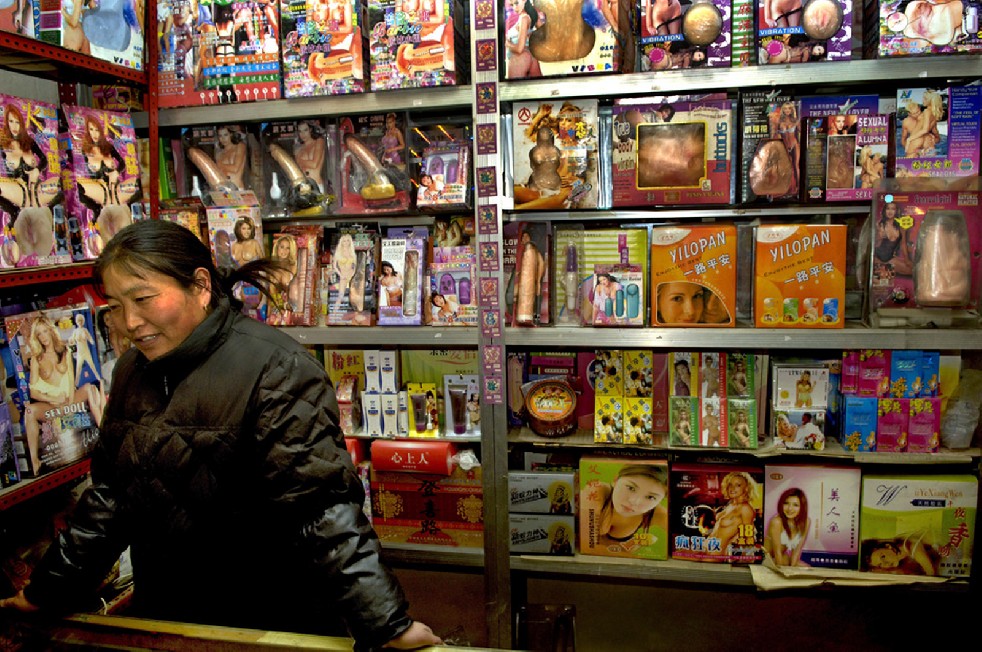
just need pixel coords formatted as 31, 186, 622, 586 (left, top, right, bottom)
876, 398, 908, 452
907, 397, 941, 453
799, 94, 881, 118
843, 396, 878, 452
866, 0, 982, 57
857, 349, 891, 397
764, 464, 861, 569
841, 350, 860, 395
639, 0, 732, 70
378, 236, 425, 326
0, 95, 68, 269
757, 0, 852, 64
895, 86, 982, 179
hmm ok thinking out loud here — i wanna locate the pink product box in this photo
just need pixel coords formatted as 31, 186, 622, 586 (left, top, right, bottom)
378, 236, 425, 326
867, 0, 982, 57
876, 398, 908, 452
612, 98, 733, 207
669, 463, 764, 564
907, 397, 941, 453
638, 0, 733, 70
895, 86, 982, 179
757, 0, 852, 64
0, 95, 68, 269
764, 464, 861, 569
857, 350, 891, 397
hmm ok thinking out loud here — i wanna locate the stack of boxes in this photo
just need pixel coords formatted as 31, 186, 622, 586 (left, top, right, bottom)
362, 350, 408, 437
771, 362, 831, 451
508, 471, 577, 556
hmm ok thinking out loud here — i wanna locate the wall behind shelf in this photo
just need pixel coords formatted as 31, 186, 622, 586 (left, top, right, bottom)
0, 70, 59, 104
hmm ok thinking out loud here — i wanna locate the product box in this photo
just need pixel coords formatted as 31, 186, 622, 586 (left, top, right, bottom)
740, 91, 800, 203
0, 402, 19, 488
416, 142, 470, 210
623, 350, 653, 398
281, 0, 365, 97
888, 349, 923, 398
771, 363, 830, 410
194, 0, 281, 105
267, 225, 321, 326
371, 463, 483, 548
876, 398, 908, 452
443, 373, 480, 437
895, 86, 982, 179
857, 349, 891, 397
40, 0, 143, 69
0, 95, 67, 269
670, 463, 764, 563
508, 221, 551, 326
669, 396, 698, 446
842, 396, 878, 452
763, 464, 861, 569
425, 261, 477, 326
700, 352, 724, 399
866, 0, 982, 57
774, 408, 826, 450
624, 397, 654, 445
804, 114, 891, 203
62, 106, 142, 261
0, 0, 35, 37
859, 474, 976, 578
638, 0, 732, 70
757, 0, 851, 64
579, 457, 669, 560
509, 471, 576, 514
157, 0, 197, 107
669, 352, 699, 397
259, 119, 338, 215
371, 439, 456, 474
649, 225, 737, 327
378, 236, 425, 325
726, 352, 755, 397
405, 382, 439, 437
727, 398, 757, 449
907, 397, 941, 453
206, 206, 265, 269
594, 350, 623, 397
509, 513, 575, 555
366, 0, 463, 90
612, 98, 734, 207
512, 100, 599, 210
754, 224, 847, 328
327, 229, 379, 326
868, 179, 982, 328
552, 228, 648, 326
337, 113, 411, 214
699, 396, 726, 447
594, 395, 623, 443
591, 264, 643, 327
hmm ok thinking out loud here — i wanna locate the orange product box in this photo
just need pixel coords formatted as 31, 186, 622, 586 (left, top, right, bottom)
753, 225, 847, 328
650, 225, 737, 327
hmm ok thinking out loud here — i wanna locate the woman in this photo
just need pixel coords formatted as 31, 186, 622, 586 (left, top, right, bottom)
673, 404, 692, 445
901, 93, 942, 158
62, 0, 92, 55
379, 260, 403, 307
0, 220, 440, 650
331, 233, 357, 311
231, 216, 264, 265
646, 0, 682, 35
430, 292, 458, 323
770, 101, 800, 194
295, 121, 327, 193
730, 409, 753, 448
874, 202, 913, 277
1, 103, 57, 261
380, 113, 405, 166
270, 233, 300, 322
582, 464, 668, 550
504, 0, 540, 79
859, 145, 884, 189
709, 471, 759, 556
78, 115, 137, 244
656, 281, 705, 324
215, 125, 248, 190
765, 488, 810, 566
861, 532, 939, 575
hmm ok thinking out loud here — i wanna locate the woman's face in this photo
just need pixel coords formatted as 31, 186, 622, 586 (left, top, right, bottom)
611, 474, 665, 517
781, 495, 802, 519
102, 265, 210, 361
276, 238, 291, 258
870, 546, 900, 569
884, 203, 898, 219
382, 263, 393, 276
88, 121, 101, 142
659, 282, 704, 323
737, 410, 747, 424
597, 275, 609, 288
36, 324, 54, 348
676, 364, 690, 383
7, 111, 20, 136
298, 123, 311, 141
726, 475, 749, 501
241, 221, 254, 238
432, 294, 445, 307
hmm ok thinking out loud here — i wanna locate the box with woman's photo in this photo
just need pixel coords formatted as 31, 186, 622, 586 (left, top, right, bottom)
378, 236, 425, 326
424, 261, 476, 327
327, 229, 379, 326
895, 86, 981, 178
727, 398, 758, 450
771, 363, 830, 410
773, 409, 827, 450
3, 305, 103, 477
763, 464, 861, 569
591, 264, 643, 327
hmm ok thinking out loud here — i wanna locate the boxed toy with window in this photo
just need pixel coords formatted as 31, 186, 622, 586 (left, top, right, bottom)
579, 457, 669, 560
416, 141, 470, 210
337, 112, 411, 214
378, 235, 425, 325
512, 100, 599, 210
425, 260, 477, 326
327, 228, 379, 325
612, 97, 733, 207
0, 95, 67, 269
754, 224, 847, 327
591, 264, 643, 327
443, 373, 480, 436
895, 86, 982, 179
267, 225, 321, 326
40, 0, 143, 69
507, 221, 551, 327
670, 463, 764, 563
649, 224, 737, 327
740, 92, 800, 204
865, 0, 982, 57
859, 474, 976, 578
803, 114, 891, 203
867, 178, 982, 328
757, 0, 851, 64
281, 0, 366, 97
259, 119, 338, 216
639, 0, 732, 70
763, 464, 861, 569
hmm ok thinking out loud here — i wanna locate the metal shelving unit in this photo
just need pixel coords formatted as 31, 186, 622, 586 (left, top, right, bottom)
281, 326, 477, 347
381, 542, 484, 568
503, 205, 871, 223
511, 554, 754, 586
0, 263, 95, 289
0, 460, 91, 511
0, 31, 147, 85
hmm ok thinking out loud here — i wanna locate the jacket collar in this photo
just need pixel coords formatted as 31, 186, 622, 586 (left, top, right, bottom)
138, 297, 236, 381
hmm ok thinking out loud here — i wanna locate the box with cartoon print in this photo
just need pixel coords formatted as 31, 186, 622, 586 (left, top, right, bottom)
594, 395, 624, 443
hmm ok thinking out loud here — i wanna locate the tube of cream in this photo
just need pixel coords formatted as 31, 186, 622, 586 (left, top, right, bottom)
449, 388, 468, 435
410, 393, 427, 434
564, 243, 578, 320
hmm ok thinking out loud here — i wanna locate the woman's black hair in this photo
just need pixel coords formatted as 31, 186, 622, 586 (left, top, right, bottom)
217, 125, 245, 145
523, 0, 539, 24
95, 219, 285, 310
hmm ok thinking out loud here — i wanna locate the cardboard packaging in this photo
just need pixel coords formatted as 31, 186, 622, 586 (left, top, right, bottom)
650, 225, 737, 327
267, 225, 321, 326
757, 0, 852, 64
327, 228, 379, 326
842, 396, 878, 452
337, 113, 411, 214
638, 0, 732, 70
378, 235, 425, 326
895, 86, 982, 179
669, 396, 698, 446
803, 114, 891, 203
876, 398, 909, 452
280, 0, 366, 97
865, 0, 982, 57
509, 471, 577, 514
509, 514, 575, 555
740, 91, 800, 204
41, 0, 143, 69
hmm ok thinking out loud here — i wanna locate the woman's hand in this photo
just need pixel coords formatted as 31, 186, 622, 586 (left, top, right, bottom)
384, 621, 442, 649
0, 590, 39, 613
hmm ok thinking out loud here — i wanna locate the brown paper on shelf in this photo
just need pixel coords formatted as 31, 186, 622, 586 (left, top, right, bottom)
750, 555, 952, 591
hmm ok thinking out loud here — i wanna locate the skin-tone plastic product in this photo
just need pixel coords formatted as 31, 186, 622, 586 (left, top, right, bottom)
410, 393, 427, 433
344, 133, 396, 200
801, 0, 842, 40
187, 147, 235, 192
564, 243, 578, 316
683, 0, 723, 46
528, 0, 596, 62
914, 211, 972, 306
268, 143, 322, 208
403, 249, 418, 316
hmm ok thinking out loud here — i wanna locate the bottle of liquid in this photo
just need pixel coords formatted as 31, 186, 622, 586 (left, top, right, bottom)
563, 243, 578, 322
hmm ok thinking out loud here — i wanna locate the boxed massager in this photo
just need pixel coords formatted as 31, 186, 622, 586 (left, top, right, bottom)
508, 221, 551, 326
378, 234, 425, 326
328, 227, 380, 326
281, 0, 366, 97
259, 119, 338, 216
740, 91, 801, 204
803, 114, 891, 202
756, 0, 851, 64
612, 96, 734, 207
638, 0, 732, 70
337, 112, 411, 214
895, 85, 982, 180
41, 0, 144, 70
864, 0, 982, 57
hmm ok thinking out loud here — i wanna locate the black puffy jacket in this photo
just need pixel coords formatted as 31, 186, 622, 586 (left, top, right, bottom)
24, 299, 412, 650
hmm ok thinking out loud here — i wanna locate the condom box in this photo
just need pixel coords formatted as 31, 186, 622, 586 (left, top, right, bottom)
193, 0, 282, 105
756, 0, 851, 64
727, 397, 758, 449
336, 113, 411, 214
612, 98, 733, 207
623, 350, 653, 398
763, 464, 861, 569
753, 224, 847, 328
865, 0, 982, 57
649, 224, 737, 327
502, 0, 619, 79
669, 351, 700, 398
378, 236, 425, 326
579, 457, 669, 560
0, 95, 67, 269
876, 398, 908, 452
739, 91, 801, 204
906, 396, 941, 453
669, 396, 698, 446
327, 228, 379, 326
281, 0, 366, 97
512, 100, 599, 211
62, 106, 141, 262
669, 462, 764, 563
509, 514, 575, 555
842, 396, 878, 452
895, 86, 982, 179
638, 0, 732, 71
803, 114, 892, 202
366, 0, 466, 90
552, 228, 648, 326
859, 474, 976, 577
3, 304, 102, 478
509, 471, 577, 514
370, 462, 483, 548
726, 352, 755, 397
867, 179, 982, 328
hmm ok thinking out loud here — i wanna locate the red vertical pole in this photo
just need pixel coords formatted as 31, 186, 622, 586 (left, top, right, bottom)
147, 0, 159, 219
